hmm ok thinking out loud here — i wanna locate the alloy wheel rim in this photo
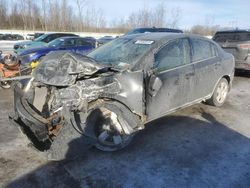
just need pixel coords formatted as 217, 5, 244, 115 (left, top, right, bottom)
97, 111, 128, 147
216, 82, 228, 103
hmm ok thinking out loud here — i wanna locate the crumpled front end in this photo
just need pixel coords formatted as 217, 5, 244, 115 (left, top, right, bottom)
9, 52, 145, 160
10, 82, 66, 152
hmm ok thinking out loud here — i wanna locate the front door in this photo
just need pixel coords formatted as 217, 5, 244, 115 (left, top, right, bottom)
147, 38, 195, 121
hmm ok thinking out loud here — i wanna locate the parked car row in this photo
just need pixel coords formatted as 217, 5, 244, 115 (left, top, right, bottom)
9, 28, 235, 159
0, 33, 24, 41
25, 33, 44, 40
14, 33, 79, 54
17, 36, 96, 65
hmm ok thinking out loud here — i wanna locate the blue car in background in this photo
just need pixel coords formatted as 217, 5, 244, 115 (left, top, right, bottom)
17, 37, 96, 65
14, 33, 78, 54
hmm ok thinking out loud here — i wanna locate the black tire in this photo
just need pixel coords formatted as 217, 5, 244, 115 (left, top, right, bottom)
206, 78, 229, 107
80, 101, 141, 152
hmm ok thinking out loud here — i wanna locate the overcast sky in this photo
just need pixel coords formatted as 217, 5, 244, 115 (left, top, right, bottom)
89, 0, 250, 29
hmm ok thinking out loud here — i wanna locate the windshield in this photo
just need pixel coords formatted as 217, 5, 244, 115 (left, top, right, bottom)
88, 38, 154, 68
34, 34, 48, 42
48, 38, 64, 48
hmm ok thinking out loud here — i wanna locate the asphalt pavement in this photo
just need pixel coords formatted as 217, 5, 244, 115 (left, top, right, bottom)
0, 74, 250, 188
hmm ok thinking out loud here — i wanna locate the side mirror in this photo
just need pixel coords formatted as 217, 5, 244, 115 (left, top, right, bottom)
149, 75, 162, 97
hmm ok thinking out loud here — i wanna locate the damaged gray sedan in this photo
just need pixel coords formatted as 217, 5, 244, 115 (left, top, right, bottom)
10, 33, 235, 159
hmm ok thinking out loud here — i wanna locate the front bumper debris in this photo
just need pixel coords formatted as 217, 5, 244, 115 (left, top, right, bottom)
9, 83, 65, 151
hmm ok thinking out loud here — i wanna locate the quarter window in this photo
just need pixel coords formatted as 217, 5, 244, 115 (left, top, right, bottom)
192, 39, 215, 61
155, 38, 191, 71
210, 43, 218, 57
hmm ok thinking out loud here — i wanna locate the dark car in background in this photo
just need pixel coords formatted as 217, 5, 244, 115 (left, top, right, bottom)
125, 27, 183, 35
18, 37, 96, 65
10, 33, 234, 159
14, 33, 78, 54
97, 36, 115, 46
34, 33, 44, 39
213, 30, 250, 71
0, 34, 24, 41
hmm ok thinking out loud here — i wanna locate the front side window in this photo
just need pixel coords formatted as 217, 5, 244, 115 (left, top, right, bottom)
34, 34, 48, 42
63, 39, 75, 46
192, 39, 215, 62
48, 38, 64, 48
43, 35, 55, 43
154, 38, 191, 72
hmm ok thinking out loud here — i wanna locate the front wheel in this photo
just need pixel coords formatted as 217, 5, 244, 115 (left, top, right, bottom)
206, 78, 229, 107
82, 101, 141, 151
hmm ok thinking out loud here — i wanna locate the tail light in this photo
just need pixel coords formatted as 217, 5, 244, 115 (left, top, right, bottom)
238, 44, 250, 49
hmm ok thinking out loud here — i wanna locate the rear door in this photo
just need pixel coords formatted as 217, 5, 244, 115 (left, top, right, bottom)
147, 38, 195, 120
191, 38, 222, 99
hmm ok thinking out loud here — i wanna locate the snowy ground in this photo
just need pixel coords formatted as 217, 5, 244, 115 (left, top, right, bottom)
0, 73, 250, 188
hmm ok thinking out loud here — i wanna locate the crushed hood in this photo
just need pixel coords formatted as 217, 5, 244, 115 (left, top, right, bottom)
33, 51, 112, 86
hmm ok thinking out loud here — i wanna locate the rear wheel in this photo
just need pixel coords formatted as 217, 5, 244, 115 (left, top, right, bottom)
206, 78, 229, 107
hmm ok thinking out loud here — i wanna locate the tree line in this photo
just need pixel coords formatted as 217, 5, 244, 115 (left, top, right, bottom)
0, 0, 184, 33
0, 0, 231, 35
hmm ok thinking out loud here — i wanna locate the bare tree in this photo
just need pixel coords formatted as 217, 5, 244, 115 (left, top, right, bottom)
169, 7, 182, 28
0, 0, 7, 28
75, 0, 88, 31
40, 0, 48, 31
153, 3, 166, 27
0, 1, 187, 33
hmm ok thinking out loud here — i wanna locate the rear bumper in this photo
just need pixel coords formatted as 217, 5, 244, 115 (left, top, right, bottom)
235, 59, 250, 70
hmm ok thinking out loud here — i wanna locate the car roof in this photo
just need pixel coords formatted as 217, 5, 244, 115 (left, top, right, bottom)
55, 36, 95, 40
215, 30, 250, 34
45, 33, 77, 36
133, 27, 182, 31
121, 32, 209, 42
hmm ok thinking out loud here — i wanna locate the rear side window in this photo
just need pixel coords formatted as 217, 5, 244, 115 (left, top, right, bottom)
155, 38, 191, 71
192, 39, 216, 62
76, 39, 92, 46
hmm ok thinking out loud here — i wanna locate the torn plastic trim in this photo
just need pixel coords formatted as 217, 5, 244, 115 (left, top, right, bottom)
13, 84, 49, 141
10, 83, 65, 150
